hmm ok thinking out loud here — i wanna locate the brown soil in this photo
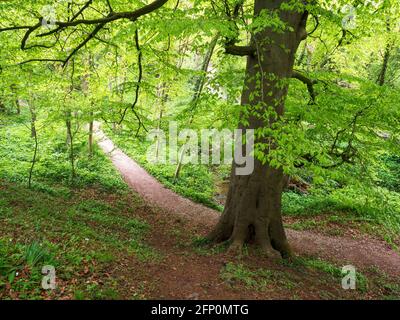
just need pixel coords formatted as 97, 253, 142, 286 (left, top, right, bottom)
95, 127, 400, 298
110, 205, 360, 300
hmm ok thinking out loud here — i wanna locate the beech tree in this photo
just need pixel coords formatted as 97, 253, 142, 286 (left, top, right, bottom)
206, 0, 309, 258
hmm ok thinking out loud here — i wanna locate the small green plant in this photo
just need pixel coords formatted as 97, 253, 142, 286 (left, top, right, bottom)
220, 262, 295, 291
24, 242, 50, 267
129, 240, 161, 262
282, 188, 400, 243
192, 236, 226, 256
284, 256, 369, 292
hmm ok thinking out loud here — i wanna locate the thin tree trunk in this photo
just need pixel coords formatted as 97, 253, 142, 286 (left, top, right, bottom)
28, 131, 38, 189
155, 81, 168, 158
377, 45, 391, 86
377, 19, 391, 86
174, 144, 186, 181
174, 34, 219, 181
155, 108, 163, 158
30, 104, 36, 138
65, 112, 75, 180
207, 0, 308, 259
88, 111, 94, 157
66, 111, 72, 146
16, 100, 20, 115
10, 84, 20, 114
82, 70, 93, 157
28, 101, 38, 188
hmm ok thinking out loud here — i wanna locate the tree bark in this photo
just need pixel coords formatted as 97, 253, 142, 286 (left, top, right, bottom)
28, 100, 38, 188
66, 111, 72, 146
30, 104, 37, 138
10, 84, 20, 114
207, 0, 308, 259
88, 111, 94, 157
377, 19, 392, 87
377, 44, 391, 86
174, 34, 219, 181
156, 81, 167, 158
16, 100, 21, 115
65, 111, 76, 180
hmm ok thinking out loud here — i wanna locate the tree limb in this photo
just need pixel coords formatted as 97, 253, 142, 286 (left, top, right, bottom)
225, 45, 255, 57
63, 22, 106, 66
18, 58, 65, 65
36, 0, 94, 38
0, 0, 169, 53
292, 70, 318, 104
118, 29, 146, 136
0, 25, 32, 32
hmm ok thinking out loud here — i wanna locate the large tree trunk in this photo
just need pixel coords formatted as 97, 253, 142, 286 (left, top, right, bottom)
208, 0, 308, 259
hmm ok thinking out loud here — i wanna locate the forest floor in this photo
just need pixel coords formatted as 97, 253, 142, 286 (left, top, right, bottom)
1, 124, 400, 300
94, 127, 400, 299
2, 175, 400, 300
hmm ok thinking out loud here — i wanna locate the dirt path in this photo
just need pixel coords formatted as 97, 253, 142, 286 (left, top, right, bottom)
95, 127, 218, 227
95, 127, 400, 277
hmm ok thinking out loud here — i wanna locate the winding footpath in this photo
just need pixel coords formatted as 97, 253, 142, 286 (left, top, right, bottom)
95, 126, 400, 277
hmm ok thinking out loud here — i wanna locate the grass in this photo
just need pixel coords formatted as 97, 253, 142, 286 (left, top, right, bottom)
284, 219, 322, 231
104, 126, 223, 210
282, 256, 369, 293
282, 190, 400, 243
0, 113, 127, 192
220, 262, 296, 291
0, 178, 159, 299
2, 111, 400, 300
191, 236, 227, 256
105, 123, 400, 242
219, 257, 385, 299
0, 113, 159, 299
0, 239, 56, 299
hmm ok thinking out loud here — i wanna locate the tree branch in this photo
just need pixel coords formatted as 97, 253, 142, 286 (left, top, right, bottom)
21, 21, 42, 49
18, 58, 65, 65
0, 0, 169, 53
118, 29, 146, 136
225, 45, 255, 57
292, 70, 318, 104
63, 22, 106, 67
224, 48, 319, 104
131, 28, 146, 136
106, 0, 114, 14
55, 0, 168, 27
0, 25, 32, 32
36, 0, 94, 38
